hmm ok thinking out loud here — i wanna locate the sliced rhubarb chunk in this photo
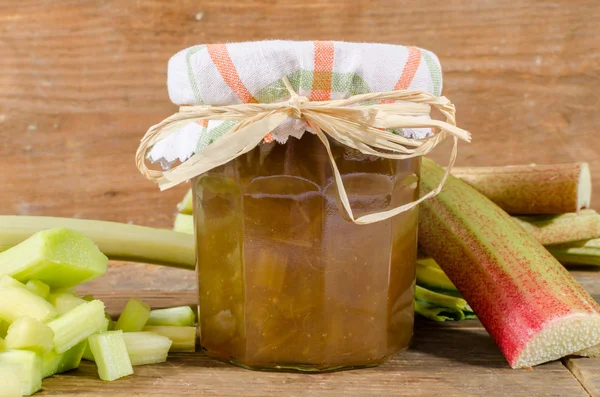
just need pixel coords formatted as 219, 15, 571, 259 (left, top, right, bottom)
5, 317, 54, 354
122, 332, 172, 366
47, 300, 108, 354
177, 189, 193, 214
147, 306, 196, 327
0, 228, 108, 288
143, 326, 196, 352
25, 280, 50, 300
88, 331, 134, 381
0, 350, 42, 395
48, 291, 87, 315
41, 340, 86, 378
0, 286, 57, 323
0, 363, 21, 397
115, 298, 151, 332
173, 213, 194, 235
0, 275, 26, 289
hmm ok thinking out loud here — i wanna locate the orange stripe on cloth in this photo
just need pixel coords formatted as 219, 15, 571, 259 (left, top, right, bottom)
382, 47, 422, 104
207, 44, 259, 104
263, 133, 275, 143
310, 41, 335, 101
207, 44, 272, 143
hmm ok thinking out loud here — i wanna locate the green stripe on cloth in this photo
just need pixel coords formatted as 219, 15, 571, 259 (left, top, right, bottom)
186, 45, 206, 104
421, 50, 442, 96
332, 72, 371, 96
196, 120, 237, 152
254, 71, 373, 103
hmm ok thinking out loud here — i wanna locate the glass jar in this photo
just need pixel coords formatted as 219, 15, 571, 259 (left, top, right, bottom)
194, 133, 419, 372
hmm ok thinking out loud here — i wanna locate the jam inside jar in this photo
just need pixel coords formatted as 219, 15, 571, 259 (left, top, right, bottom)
194, 133, 419, 372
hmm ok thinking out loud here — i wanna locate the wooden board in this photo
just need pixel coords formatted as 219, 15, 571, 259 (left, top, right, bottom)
32, 262, 594, 396
39, 327, 587, 397
1, 0, 599, 226
40, 264, 591, 397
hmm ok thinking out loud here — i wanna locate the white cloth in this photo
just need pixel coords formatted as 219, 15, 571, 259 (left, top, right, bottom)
149, 40, 443, 163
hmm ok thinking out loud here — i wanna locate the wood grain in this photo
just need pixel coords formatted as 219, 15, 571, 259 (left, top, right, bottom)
51, 262, 600, 396
1, 0, 599, 226
565, 358, 600, 397
39, 327, 588, 397
44, 286, 591, 397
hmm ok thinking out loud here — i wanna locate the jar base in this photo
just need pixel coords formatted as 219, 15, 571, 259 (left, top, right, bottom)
228, 358, 385, 373
203, 347, 407, 373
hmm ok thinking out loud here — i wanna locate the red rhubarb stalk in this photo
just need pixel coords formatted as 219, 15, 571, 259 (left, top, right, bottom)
451, 162, 591, 214
419, 158, 600, 368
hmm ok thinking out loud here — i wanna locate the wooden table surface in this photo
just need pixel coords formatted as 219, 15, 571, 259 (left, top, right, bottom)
2, 0, 600, 396
30, 266, 600, 397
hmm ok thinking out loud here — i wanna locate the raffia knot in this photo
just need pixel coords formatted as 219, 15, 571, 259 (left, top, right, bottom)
288, 93, 309, 119
136, 76, 471, 224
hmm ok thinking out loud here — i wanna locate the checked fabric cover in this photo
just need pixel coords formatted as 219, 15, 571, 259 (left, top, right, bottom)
148, 40, 443, 164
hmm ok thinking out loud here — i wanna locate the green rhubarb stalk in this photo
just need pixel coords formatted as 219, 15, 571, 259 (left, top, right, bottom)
115, 298, 151, 332
41, 340, 86, 378
147, 306, 196, 327
415, 299, 465, 322
143, 326, 196, 352
5, 317, 54, 354
513, 210, 600, 246
414, 285, 475, 322
415, 285, 472, 312
0, 350, 42, 396
419, 158, 600, 368
451, 162, 591, 214
546, 238, 600, 266
122, 332, 172, 366
0, 216, 195, 270
173, 213, 194, 235
0, 228, 108, 288
421, 240, 600, 271
416, 258, 459, 296
25, 280, 50, 300
0, 286, 58, 323
88, 331, 133, 381
47, 300, 108, 354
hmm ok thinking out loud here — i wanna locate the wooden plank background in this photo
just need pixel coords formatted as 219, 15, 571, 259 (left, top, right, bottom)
1, 0, 599, 225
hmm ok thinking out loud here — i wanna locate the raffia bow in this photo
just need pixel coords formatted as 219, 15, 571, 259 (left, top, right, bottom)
136, 77, 471, 225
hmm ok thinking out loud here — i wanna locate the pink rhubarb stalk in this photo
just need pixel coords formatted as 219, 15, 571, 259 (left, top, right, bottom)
451, 162, 591, 214
419, 158, 600, 368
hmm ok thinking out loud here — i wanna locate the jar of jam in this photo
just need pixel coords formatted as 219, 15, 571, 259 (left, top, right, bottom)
194, 133, 419, 371
137, 40, 467, 372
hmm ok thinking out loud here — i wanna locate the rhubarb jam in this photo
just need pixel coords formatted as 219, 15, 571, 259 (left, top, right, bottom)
193, 133, 419, 372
